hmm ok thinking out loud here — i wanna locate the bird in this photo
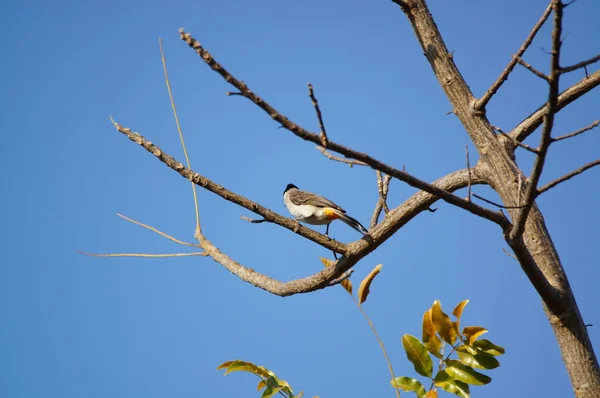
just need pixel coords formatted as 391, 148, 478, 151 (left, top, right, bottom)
283, 183, 368, 236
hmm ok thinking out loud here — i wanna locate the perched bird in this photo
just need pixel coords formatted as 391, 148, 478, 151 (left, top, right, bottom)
283, 183, 368, 236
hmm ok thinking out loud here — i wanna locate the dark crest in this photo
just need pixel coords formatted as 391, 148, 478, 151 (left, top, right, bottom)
284, 183, 298, 193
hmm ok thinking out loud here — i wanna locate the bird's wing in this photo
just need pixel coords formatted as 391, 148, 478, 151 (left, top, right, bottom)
289, 190, 346, 212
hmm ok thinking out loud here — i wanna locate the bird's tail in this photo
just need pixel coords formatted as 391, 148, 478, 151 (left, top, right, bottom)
332, 209, 369, 235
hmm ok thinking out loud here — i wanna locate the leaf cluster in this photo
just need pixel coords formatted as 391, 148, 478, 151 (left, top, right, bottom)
392, 300, 505, 398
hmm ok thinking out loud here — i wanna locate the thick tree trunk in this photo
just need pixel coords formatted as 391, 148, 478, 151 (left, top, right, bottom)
400, 1, 600, 396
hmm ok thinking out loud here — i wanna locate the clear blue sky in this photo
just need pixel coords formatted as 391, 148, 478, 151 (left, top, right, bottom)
2, 0, 599, 397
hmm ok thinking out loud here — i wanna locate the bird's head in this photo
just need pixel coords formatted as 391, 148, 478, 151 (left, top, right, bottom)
284, 183, 298, 193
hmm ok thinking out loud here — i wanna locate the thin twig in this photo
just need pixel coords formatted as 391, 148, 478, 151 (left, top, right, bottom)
317, 146, 368, 167
511, 0, 564, 239
328, 269, 354, 287
538, 159, 600, 194
370, 171, 392, 229
159, 38, 202, 237
77, 251, 207, 258
509, 69, 600, 142
552, 120, 599, 142
560, 53, 600, 73
180, 29, 511, 230
348, 293, 401, 398
502, 248, 518, 260
307, 83, 329, 147
495, 128, 539, 154
465, 145, 472, 201
472, 194, 526, 209
117, 213, 199, 247
475, 2, 553, 110
517, 57, 550, 81
240, 216, 270, 224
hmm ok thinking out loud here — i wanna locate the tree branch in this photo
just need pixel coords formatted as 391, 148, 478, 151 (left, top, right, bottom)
510, 69, 600, 142
475, 2, 553, 110
316, 146, 368, 166
307, 82, 329, 147
552, 120, 599, 142
538, 159, 600, 194
110, 119, 347, 255
179, 29, 511, 230
111, 113, 483, 295
560, 53, 600, 73
370, 171, 392, 229
510, 0, 563, 239
517, 57, 550, 81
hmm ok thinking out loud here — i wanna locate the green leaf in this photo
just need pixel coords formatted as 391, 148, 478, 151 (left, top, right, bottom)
261, 376, 283, 398
434, 371, 470, 398
431, 301, 457, 344
472, 339, 505, 356
456, 344, 478, 356
445, 360, 491, 385
422, 309, 443, 358
402, 334, 434, 377
457, 350, 500, 370
391, 376, 427, 398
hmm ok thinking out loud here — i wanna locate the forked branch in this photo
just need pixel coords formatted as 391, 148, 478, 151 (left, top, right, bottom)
538, 159, 600, 194
475, 3, 553, 110
510, 0, 564, 239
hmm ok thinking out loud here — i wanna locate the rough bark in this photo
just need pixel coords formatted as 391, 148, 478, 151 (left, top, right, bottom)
400, 1, 599, 396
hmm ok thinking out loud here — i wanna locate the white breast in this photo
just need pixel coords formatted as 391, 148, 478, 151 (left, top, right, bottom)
283, 191, 330, 225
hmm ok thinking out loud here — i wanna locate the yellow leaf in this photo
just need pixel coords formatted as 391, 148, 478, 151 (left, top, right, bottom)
452, 300, 469, 318
320, 257, 335, 268
431, 301, 457, 344
257, 380, 266, 391
425, 390, 438, 398
320, 257, 352, 295
422, 309, 442, 357
452, 300, 469, 336
463, 326, 488, 345
216, 360, 234, 370
357, 264, 383, 305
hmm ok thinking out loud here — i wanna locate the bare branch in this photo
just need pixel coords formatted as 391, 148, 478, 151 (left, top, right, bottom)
370, 171, 392, 229
472, 194, 526, 209
78, 251, 207, 258
116, 213, 199, 247
561, 53, 600, 73
510, 69, 600, 142
240, 216, 270, 224
307, 83, 329, 147
538, 159, 600, 194
553, 120, 599, 142
465, 145, 472, 201
517, 57, 550, 81
159, 38, 202, 235
110, 119, 347, 255
192, 168, 482, 297
494, 126, 540, 154
328, 269, 354, 287
179, 29, 511, 230
316, 145, 368, 167
475, 2, 553, 110
511, 0, 564, 239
